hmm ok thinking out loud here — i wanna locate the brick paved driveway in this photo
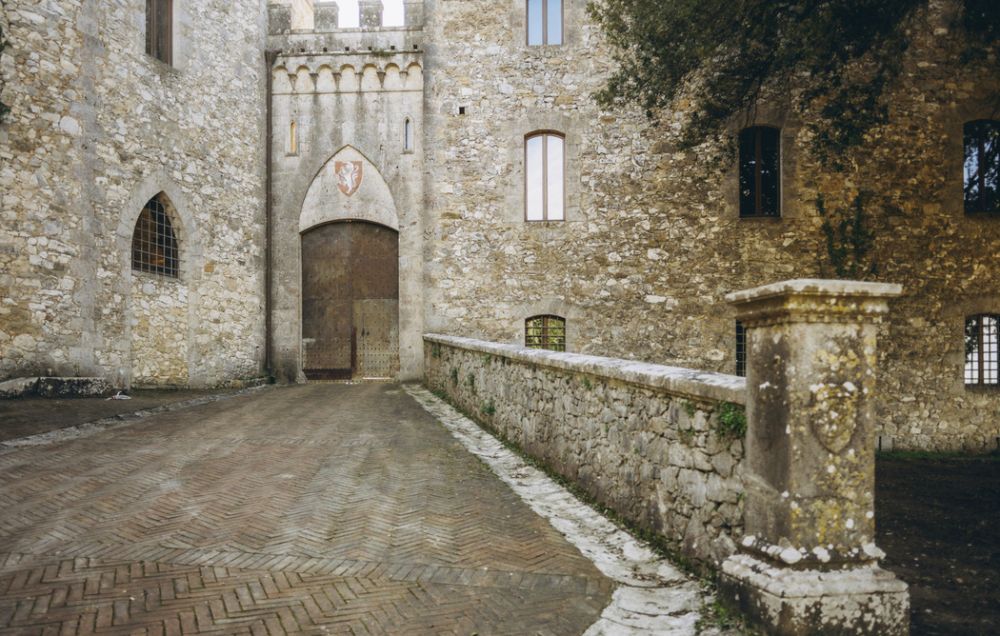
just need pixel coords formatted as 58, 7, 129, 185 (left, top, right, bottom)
0, 384, 612, 635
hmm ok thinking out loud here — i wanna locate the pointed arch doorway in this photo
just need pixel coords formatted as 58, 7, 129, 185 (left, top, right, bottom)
301, 220, 400, 380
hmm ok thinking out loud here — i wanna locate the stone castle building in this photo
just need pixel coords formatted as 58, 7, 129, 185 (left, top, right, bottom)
0, 0, 997, 452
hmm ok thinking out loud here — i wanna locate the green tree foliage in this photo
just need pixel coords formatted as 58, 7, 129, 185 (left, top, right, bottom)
589, 0, 1000, 158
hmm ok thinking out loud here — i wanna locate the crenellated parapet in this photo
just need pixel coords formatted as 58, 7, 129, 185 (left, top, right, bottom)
267, 0, 423, 34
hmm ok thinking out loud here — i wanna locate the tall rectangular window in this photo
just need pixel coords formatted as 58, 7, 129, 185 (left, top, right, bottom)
965, 315, 999, 386
146, 0, 173, 65
739, 126, 781, 218
527, 0, 562, 46
964, 120, 999, 216
526, 132, 565, 221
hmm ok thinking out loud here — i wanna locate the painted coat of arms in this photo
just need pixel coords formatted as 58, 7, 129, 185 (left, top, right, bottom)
335, 161, 363, 197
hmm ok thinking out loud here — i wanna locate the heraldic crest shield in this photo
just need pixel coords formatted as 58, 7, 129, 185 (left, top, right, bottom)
335, 161, 363, 197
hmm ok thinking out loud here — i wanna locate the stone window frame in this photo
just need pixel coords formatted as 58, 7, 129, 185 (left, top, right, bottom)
118, 176, 203, 286
506, 113, 580, 224
962, 119, 999, 217
509, 0, 582, 51
723, 107, 800, 221
512, 298, 580, 352
524, 130, 566, 222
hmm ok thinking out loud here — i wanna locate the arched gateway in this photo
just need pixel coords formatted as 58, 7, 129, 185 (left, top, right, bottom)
301, 221, 399, 380
299, 147, 402, 380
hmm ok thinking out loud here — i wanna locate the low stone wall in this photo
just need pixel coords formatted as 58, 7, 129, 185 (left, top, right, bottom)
424, 334, 748, 570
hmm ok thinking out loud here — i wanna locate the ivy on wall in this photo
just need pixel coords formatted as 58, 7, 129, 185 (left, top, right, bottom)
588, 0, 1000, 163
816, 193, 878, 280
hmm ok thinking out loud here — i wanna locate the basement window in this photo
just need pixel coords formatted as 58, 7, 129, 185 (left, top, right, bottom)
964, 120, 999, 216
132, 194, 179, 278
145, 0, 173, 65
739, 126, 781, 218
526, 315, 566, 352
965, 314, 999, 386
527, 0, 563, 46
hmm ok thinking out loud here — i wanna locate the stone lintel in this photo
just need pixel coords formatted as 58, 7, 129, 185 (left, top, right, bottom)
726, 279, 904, 326
720, 554, 909, 636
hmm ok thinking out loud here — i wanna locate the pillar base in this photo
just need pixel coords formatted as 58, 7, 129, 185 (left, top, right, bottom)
720, 554, 909, 636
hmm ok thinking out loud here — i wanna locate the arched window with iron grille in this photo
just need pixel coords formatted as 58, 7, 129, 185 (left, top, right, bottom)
525, 315, 566, 352
132, 194, 180, 278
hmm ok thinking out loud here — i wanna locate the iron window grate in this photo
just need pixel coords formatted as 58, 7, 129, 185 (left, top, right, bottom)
526, 315, 566, 352
132, 196, 179, 278
965, 314, 999, 386
736, 321, 747, 378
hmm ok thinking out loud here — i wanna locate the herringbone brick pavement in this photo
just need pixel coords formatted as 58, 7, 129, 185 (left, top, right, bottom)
0, 384, 612, 634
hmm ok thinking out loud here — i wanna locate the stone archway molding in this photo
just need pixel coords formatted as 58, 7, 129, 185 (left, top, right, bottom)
299, 145, 401, 233
117, 172, 204, 283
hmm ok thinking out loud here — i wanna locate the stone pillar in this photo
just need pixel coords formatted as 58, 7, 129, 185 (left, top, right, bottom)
722, 280, 909, 636
313, 1, 340, 31
359, 0, 384, 28
403, 0, 424, 27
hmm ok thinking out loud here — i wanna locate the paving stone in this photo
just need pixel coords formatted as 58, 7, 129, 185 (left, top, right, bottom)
0, 384, 613, 634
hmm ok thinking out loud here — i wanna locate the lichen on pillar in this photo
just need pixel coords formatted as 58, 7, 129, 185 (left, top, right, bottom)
722, 279, 910, 636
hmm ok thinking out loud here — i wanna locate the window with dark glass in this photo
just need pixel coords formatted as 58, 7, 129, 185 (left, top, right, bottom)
739, 126, 781, 218
965, 314, 999, 386
735, 321, 747, 378
526, 315, 566, 352
526, 132, 565, 221
964, 120, 999, 215
146, 0, 173, 65
132, 195, 179, 278
527, 0, 562, 46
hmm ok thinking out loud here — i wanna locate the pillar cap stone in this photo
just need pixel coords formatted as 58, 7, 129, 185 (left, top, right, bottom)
726, 279, 903, 325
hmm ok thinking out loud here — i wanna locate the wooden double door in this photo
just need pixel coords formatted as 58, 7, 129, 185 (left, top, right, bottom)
301, 221, 399, 380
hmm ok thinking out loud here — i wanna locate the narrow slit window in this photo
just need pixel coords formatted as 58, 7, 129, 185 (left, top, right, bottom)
527, 0, 562, 46
132, 195, 179, 278
965, 314, 999, 386
525, 132, 565, 221
739, 126, 781, 218
736, 321, 747, 378
404, 118, 414, 152
526, 315, 566, 352
289, 121, 298, 155
964, 120, 1000, 216
145, 0, 173, 65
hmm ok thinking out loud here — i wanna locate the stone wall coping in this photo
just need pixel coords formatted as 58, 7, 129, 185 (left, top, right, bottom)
425, 334, 747, 406
725, 279, 904, 305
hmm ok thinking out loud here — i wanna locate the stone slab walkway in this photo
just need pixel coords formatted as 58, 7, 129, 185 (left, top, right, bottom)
0, 383, 716, 635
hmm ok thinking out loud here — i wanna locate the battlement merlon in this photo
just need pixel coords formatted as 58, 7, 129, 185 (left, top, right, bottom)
267, 0, 424, 35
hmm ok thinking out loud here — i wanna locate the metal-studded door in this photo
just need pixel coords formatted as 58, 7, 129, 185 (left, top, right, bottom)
301, 221, 399, 380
